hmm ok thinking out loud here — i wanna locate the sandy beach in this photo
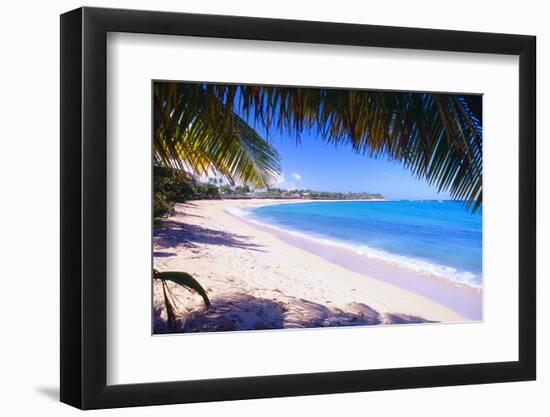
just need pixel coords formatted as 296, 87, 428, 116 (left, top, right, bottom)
153, 199, 478, 333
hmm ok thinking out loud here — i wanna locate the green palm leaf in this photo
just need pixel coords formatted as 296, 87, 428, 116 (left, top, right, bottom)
155, 270, 211, 308
155, 83, 483, 211
154, 269, 211, 331
154, 83, 281, 188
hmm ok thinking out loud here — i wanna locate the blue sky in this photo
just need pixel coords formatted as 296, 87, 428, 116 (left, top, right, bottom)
261, 128, 451, 200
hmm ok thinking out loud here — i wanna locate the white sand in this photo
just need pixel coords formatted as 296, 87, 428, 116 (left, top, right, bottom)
153, 199, 467, 333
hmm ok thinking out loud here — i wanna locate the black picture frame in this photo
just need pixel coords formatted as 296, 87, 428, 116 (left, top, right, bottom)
60, 6, 536, 410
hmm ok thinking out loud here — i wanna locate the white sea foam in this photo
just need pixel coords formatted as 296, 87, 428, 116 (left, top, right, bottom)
226, 205, 482, 289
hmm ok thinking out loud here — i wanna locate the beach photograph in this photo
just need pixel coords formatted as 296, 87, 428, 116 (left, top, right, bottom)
152, 82, 483, 334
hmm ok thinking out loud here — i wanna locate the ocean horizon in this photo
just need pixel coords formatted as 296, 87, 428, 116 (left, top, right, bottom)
234, 199, 482, 290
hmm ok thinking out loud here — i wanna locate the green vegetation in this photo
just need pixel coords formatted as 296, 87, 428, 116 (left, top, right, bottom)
258, 188, 384, 200
153, 166, 196, 218
153, 167, 221, 218
153, 165, 384, 220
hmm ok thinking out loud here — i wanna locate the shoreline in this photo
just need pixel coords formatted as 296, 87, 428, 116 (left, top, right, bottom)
229, 199, 482, 320
224, 198, 386, 211
153, 199, 477, 333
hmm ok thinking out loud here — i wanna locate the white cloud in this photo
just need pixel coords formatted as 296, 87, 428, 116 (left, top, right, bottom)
270, 173, 299, 190
271, 173, 301, 190
274, 174, 285, 185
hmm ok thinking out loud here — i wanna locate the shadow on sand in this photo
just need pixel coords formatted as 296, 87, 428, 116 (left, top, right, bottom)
153, 293, 434, 334
154, 219, 266, 252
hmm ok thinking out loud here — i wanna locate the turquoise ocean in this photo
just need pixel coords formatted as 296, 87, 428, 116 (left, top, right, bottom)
240, 200, 482, 289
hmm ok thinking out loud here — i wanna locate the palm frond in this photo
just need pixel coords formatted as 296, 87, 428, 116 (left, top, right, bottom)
157, 83, 482, 210
154, 83, 281, 188
154, 269, 211, 331
160, 279, 178, 331
155, 270, 211, 308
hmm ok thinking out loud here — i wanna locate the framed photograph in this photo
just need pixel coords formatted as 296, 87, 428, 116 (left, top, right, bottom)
60, 6, 536, 409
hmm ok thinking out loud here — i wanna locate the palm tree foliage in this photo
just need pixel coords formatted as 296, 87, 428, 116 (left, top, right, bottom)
154, 269, 211, 331
154, 83, 281, 188
154, 82, 482, 210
